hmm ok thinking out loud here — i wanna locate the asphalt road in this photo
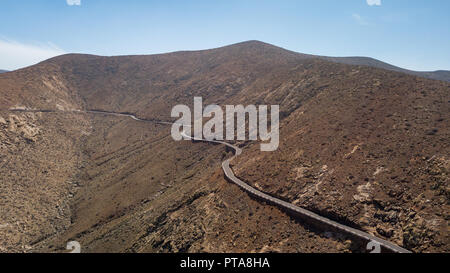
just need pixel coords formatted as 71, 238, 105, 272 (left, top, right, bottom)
180, 125, 412, 253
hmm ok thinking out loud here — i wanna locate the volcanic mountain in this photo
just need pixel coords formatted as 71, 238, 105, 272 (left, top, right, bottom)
0, 41, 448, 253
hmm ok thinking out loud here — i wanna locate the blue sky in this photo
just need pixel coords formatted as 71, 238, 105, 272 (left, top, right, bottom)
0, 0, 449, 71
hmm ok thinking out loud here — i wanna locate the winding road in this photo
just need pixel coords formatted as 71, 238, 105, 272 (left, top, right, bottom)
9, 108, 412, 253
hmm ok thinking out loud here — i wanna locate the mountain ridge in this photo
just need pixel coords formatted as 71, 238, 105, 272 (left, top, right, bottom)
319, 55, 450, 82
37, 40, 450, 82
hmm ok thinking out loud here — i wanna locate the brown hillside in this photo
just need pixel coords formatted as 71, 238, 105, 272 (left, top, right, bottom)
0, 41, 448, 252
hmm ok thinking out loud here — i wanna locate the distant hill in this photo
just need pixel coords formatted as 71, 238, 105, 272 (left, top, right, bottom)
0, 70, 8, 74
318, 56, 450, 82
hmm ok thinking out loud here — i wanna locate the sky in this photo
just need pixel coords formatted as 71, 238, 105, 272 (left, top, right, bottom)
0, 0, 449, 71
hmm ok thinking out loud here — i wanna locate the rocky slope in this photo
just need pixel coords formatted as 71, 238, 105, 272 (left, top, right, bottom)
233, 62, 449, 252
0, 41, 448, 252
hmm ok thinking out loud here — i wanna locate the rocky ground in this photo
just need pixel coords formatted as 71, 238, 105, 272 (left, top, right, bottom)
0, 111, 90, 252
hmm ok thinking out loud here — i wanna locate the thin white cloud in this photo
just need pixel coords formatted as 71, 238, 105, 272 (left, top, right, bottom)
66, 0, 81, 6
352, 13, 369, 26
367, 0, 381, 6
0, 39, 66, 71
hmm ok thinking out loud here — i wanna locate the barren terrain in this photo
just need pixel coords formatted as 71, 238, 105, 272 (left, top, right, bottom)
0, 41, 448, 252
